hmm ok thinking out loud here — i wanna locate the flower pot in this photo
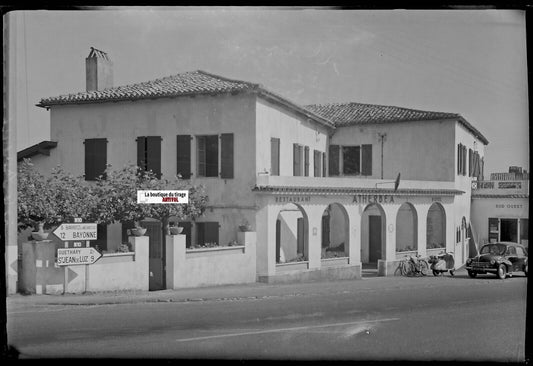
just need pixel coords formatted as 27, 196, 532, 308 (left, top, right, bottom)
169, 226, 183, 235
131, 227, 147, 236
31, 231, 49, 241
239, 225, 252, 232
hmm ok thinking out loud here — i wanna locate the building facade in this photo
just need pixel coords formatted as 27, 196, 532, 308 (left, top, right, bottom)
471, 166, 529, 248
19, 49, 490, 289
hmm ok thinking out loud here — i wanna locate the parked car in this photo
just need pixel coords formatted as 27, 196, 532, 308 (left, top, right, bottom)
465, 242, 528, 279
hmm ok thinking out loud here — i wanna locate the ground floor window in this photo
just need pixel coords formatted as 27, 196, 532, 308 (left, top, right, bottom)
488, 217, 528, 247
196, 222, 219, 246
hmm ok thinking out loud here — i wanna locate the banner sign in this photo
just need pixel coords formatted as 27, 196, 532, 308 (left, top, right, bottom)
137, 190, 189, 204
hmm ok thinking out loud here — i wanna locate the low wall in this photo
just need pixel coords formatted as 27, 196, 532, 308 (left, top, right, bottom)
166, 232, 256, 289
20, 236, 149, 294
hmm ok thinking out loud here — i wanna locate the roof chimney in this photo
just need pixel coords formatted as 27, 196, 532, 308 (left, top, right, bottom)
86, 47, 113, 92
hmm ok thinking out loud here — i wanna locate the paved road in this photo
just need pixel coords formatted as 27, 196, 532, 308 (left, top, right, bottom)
6, 273, 528, 361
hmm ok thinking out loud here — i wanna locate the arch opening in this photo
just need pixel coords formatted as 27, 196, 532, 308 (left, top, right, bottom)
361, 203, 386, 264
396, 202, 418, 253
426, 202, 446, 250
275, 203, 309, 264
321, 203, 349, 259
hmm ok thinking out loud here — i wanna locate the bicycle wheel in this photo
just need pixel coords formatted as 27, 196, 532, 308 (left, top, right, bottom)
394, 264, 403, 276
419, 260, 429, 276
404, 261, 415, 276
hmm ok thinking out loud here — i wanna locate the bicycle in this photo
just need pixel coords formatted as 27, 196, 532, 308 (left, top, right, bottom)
394, 255, 429, 276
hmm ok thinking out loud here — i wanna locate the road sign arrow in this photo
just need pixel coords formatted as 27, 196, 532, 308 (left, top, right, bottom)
53, 223, 98, 241
57, 247, 102, 266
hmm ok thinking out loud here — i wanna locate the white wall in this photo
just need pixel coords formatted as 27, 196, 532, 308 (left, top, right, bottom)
255, 98, 330, 177
330, 119, 456, 181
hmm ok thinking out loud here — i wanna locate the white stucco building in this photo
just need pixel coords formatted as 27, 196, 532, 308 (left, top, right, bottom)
18, 48, 490, 289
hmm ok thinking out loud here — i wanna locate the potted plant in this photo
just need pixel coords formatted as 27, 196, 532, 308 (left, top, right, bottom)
169, 221, 183, 235
239, 219, 252, 232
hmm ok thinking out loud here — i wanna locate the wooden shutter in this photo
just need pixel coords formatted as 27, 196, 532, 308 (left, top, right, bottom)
146, 136, 162, 179
322, 152, 327, 177
221, 133, 234, 179
293, 143, 301, 176
84, 138, 107, 180
362, 144, 372, 176
137, 137, 146, 171
457, 144, 462, 175
304, 146, 309, 177
468, 149, 473, 177
271, 138, 280, 176
314, 150, 321, 177
461, 145, 466, 175
328, 145, 340, 176
176, 135, 191, 179
197, 136, 206, 177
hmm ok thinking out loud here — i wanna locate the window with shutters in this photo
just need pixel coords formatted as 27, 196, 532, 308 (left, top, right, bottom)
137, 136, 162, 179
304, 146, 310, 177
196, 222, 219, 246
462, 145, 467, 176
176, 135, 192, 179
468, 148, 473, 176
84, 138, 107, 180
322, 152, 327, 177
197, 135, 219, 177
271, 138, 280, 176
313, 150, 322, 177
293, 144, 303, 176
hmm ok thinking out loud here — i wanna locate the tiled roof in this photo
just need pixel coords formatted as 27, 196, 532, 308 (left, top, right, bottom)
17, 141, 57, 162
305, 102, 489, 145
37, 70, 335, 129
252, 185, 464, 196
37, 70, 260, 107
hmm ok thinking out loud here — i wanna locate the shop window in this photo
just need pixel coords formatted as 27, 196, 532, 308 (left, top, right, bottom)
137, 136, 162, 179
196, 222, 219, 246
293, 144, 303, 176
313, 150, 322, 177
176, 135, 192, 179
520, 218, 528, 247
197, 135, 218, 177
84, 138, 107, 180
271, 138, 280, 176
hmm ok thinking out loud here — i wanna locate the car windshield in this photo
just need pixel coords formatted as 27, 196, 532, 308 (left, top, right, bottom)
480, 244, 507, 256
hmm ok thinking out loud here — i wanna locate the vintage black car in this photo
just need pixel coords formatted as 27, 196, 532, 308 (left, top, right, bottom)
465, 242, 528, 279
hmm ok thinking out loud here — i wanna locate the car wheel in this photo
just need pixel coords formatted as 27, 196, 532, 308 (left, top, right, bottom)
467, 270, 477, 278
496, 264, 507, 280
432, 270, 440, 276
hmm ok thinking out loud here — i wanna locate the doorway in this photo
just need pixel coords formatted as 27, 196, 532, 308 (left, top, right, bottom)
369, 215, 382, 262
143, 220, 164, 291
500, 219, 518, 242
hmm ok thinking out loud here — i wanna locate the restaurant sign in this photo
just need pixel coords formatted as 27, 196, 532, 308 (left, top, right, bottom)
353, 194, 394, 204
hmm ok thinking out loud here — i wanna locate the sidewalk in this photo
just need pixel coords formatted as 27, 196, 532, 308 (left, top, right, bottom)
7, 268, 469, 309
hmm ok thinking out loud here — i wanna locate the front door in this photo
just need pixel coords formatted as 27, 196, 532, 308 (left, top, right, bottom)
369, 215, 382, 262
142, 220, 164, 291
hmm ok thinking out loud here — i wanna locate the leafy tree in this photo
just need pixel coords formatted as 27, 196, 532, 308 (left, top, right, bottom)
17, 159, 98, 232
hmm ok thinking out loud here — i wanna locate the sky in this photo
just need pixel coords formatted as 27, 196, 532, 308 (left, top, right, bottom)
6, 7, 529, 175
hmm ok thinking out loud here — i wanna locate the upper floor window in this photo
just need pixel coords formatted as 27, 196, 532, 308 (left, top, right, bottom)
457, 143, 467, 176
197, 135, 219, 177
137, 136, 162, 179
84, 138, 107, 180
329, 144, 372, 176
313, 150, 322, 177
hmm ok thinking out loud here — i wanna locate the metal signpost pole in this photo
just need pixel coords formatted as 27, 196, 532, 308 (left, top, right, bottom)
63, 240, 68, 294
85, 240, 90, 293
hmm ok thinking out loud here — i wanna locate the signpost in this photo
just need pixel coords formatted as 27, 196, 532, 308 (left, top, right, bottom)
52, 219, 99, 294
56, 247, 102, 266
52, 223, 97, 241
